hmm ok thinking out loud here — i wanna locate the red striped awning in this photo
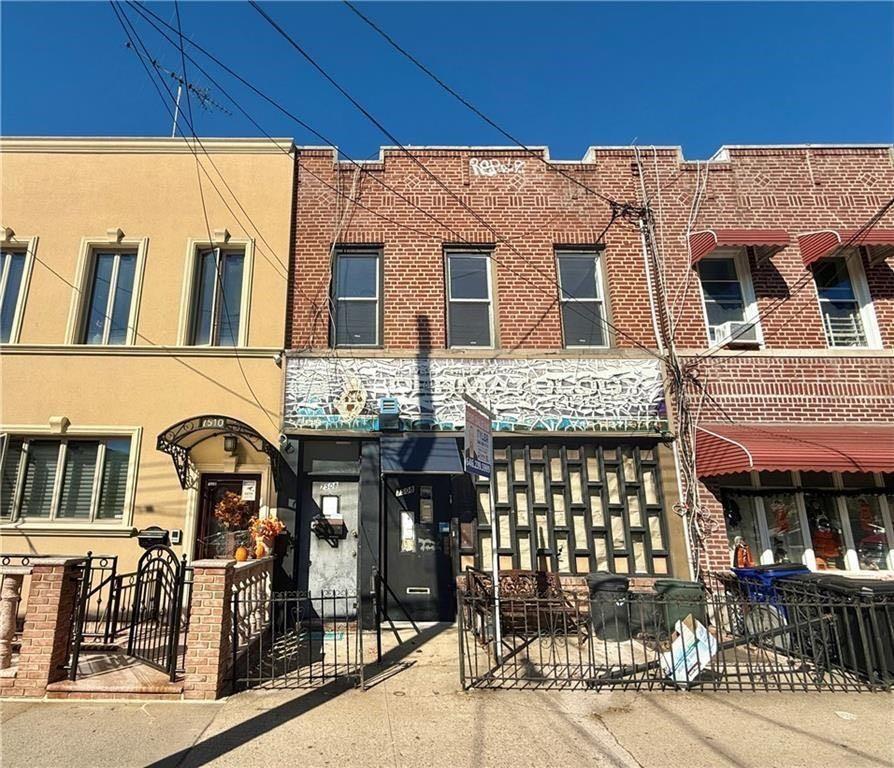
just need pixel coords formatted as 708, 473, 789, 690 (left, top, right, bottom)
797, 228, 894, 267
688, 229, 790, 265
696, 424, 894, 478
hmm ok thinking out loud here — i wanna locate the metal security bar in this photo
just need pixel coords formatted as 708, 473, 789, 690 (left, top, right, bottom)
458, 574, 893, 692
230, 590, 363, 691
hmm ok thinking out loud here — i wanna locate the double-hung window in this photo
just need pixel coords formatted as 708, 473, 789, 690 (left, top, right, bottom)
0, 435, 132, 524
697, 250, 761, 345
813, 253, 878, 348
82, 250, 137, 344
332, 249, 380, 347
556, 250, 608, 347
0, 249, 28, 343
446, 251, 493, 348
191, 248, 245, 346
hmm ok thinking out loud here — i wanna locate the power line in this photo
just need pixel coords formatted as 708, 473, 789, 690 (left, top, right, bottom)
340, 0, 639, 213
127, 0, 660, 360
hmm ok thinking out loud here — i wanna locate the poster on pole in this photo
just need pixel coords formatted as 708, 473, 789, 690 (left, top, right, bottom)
463, 395, 493, 479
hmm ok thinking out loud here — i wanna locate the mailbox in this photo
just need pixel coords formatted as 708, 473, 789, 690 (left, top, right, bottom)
136, 526, 170, 549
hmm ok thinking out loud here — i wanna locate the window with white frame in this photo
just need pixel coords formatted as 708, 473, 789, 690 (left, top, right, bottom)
190, 248, 245, 346
0, 249, 29, 343
813, 253, 878, 348
82, 250, 137, 344
446, 251, 493, 347
719, 470, 893, 573
556, 250, 608, 347
0, 435, 132, 524
697, 250, 761, 345
331, 249, 381, 347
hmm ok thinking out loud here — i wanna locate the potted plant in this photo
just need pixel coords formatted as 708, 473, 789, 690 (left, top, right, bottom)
213, 491, 252, 557
249, 516, 287, 559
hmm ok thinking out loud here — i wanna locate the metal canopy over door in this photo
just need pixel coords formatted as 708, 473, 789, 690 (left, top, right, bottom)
384, 475, 456, 622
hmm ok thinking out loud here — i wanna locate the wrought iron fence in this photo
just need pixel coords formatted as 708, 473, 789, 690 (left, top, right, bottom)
458, 574, 894, 692
230, 590, 363, 691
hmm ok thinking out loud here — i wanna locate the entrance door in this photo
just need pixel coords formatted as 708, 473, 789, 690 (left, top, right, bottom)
196, 474, 261, 559
384, 475, 456, 622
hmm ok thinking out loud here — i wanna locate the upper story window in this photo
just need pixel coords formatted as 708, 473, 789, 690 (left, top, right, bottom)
0, 434, 133, 524
82, 250, 137, 344
191, 248, 245, 346
556, 250, 608, 347
813, 253, 879, 348
697, 250, 761, 346
446, 251, 493, 348
0, 248, 29, 343
332, 249, 381, 347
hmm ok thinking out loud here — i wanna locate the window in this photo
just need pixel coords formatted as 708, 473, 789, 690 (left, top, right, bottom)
718, 470, 894, 572
464, 441, 669, 576
446, 252, 493, 347
697, 251, 760, 345
814, 254, 878, 348
82, 251, 137, 344
190, 248, 245, 346
0, 249, 29, 343
332, 250, 380, 347
0, 435, 132, 523
556, 250, 607, 347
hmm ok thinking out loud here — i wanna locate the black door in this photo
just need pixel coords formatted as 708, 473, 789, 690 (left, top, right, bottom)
384, 475, 456, 622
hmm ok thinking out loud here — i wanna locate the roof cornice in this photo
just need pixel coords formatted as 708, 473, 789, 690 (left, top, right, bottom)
0, 136, 295, 155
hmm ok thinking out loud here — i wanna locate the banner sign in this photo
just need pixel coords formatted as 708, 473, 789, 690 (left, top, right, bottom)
463, 396, 493, 479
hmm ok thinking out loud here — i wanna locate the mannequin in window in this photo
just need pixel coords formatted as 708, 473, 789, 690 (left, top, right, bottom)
732, 536, 755, 568
812, 515, 843, 570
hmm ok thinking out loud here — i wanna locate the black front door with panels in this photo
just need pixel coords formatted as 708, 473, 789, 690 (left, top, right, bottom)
384, 475, 455, 622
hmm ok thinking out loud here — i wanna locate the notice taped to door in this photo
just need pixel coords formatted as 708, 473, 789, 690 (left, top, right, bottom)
241, 480, 257, 501
400, 511, 416, 553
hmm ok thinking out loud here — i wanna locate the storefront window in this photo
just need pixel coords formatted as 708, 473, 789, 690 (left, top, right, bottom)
762, 493, 806, 564
843, 495, 889, 571
804, 492, 846, 570
724, 494, 762, 567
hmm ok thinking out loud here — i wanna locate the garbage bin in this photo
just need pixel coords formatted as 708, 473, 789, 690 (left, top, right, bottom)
654, 579, 707, 634
732, 563, 811, 606
731, 564, 810, 651
586, 573, 631, 641
804, 575, 894, 687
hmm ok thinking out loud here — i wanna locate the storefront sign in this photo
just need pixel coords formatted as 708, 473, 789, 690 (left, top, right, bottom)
283, 357, 666, 432
464, 396, 493, 478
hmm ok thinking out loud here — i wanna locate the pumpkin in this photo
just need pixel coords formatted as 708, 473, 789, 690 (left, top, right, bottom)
234, 546, 249, 562
255, 542, 267, 560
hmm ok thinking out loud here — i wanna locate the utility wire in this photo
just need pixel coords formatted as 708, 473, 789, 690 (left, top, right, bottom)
341, 0, 637, 212
128, 0, 660, 360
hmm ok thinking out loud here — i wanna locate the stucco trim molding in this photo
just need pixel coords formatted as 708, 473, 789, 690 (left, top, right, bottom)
0, 344, 282, 357
0, 137, 295, 155
0, 234, 38, 344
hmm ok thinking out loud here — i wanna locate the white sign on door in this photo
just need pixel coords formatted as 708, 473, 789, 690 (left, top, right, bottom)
241, 480, 257, 502
463, 396, 493, 479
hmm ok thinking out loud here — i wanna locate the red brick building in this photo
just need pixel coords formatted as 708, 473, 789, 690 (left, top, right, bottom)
282, 144, 894, 609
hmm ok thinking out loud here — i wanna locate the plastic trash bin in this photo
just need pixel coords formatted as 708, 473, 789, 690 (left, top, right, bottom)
586, 573, 631, 641
810, 575, 894, 686
654, 579, 707, 633
733, 563, 811, 605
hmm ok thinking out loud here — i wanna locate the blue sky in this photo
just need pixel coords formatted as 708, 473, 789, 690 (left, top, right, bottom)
2, 1, 892, 160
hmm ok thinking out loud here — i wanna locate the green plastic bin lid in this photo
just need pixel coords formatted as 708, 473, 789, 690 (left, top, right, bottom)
653, 578, 706, 592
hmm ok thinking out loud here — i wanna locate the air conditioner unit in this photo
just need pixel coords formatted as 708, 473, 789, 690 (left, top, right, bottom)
715, 321, 760, 347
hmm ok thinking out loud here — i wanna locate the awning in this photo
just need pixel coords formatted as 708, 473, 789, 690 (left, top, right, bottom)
689, 229, 790, 265
381, 435, 464, 474
696, 424, 894, 478
797, 228, 894, 267
157, 415, 281, 490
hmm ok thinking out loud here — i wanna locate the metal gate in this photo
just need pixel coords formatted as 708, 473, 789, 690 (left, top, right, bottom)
127, 546, 188, 681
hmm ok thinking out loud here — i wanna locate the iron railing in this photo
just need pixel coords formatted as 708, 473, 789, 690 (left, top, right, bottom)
230, 590, 363, 691
458, 574, 893, 692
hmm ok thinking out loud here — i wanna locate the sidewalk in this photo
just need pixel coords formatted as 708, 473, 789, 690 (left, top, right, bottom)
1, 625, 891, 768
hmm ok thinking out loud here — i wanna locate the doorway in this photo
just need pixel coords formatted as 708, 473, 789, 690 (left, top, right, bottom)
384, 474, 456, 622
196, 473, 261, 559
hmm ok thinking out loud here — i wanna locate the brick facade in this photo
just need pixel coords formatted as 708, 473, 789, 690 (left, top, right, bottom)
289, 144, 894, 577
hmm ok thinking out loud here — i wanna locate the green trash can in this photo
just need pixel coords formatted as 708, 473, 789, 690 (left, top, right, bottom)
654, 579, 707, 634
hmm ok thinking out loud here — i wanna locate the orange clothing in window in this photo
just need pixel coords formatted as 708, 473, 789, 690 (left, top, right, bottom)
812, 528, 842, 562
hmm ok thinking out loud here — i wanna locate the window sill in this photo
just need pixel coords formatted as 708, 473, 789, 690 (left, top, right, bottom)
0, 522, 137, 537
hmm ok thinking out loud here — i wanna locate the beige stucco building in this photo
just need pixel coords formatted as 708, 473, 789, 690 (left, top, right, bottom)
0, 137, 295, 570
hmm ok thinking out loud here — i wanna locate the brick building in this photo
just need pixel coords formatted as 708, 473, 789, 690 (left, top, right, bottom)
282, 146, 689, 622
633, 144, 894, 575
282, 143, 894, 610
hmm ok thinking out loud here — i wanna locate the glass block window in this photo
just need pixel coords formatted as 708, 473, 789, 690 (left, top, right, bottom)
465, 440, 669, 575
